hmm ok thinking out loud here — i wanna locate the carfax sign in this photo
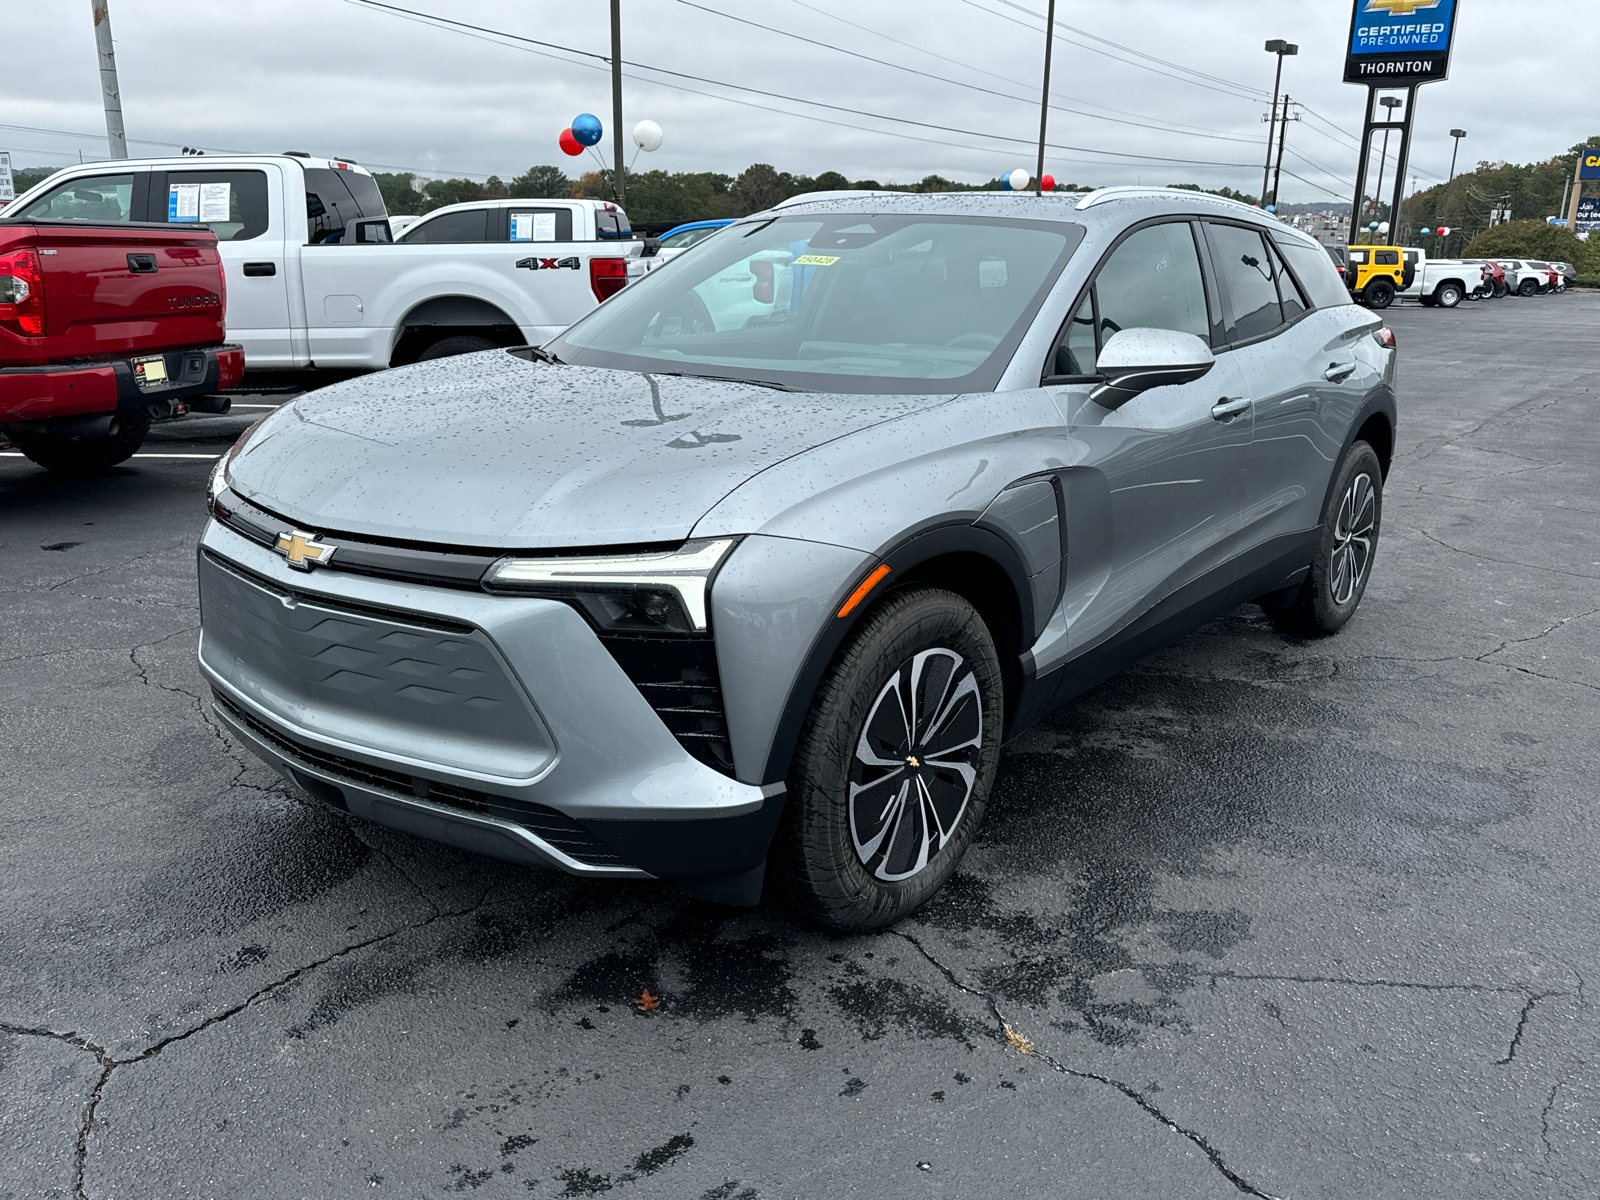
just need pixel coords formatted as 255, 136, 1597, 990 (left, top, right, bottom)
1344, 0, 1459, 85
1580, 152, 1600, 180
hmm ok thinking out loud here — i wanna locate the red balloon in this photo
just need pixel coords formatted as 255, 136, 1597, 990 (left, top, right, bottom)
1040, 174, 1056, 192
1436, 226, 1447, 236
558, 128, 583, 157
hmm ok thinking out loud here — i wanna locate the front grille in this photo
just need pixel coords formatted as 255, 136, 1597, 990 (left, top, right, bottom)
599, 634, 734, 776
215, 691, 633, 869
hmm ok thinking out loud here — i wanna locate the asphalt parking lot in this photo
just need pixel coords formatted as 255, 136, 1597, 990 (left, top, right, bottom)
3, 293, 1598, 1200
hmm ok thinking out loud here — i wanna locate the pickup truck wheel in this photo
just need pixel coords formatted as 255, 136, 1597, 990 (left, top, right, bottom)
1435, 282, 1463, 308
1261, 440, 1383, 637
13, 410, 151, 476
417, 335, 497, 361
1362, 279, 1396, 309
775, 586, 1003, 932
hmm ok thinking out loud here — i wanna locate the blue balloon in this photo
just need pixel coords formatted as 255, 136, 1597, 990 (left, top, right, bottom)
999, 173, 1012, 191
1265, 205, 1276, 214
1421, 226, 1431, 235
1369, 221, 1380, 231
571, 113, 603, 147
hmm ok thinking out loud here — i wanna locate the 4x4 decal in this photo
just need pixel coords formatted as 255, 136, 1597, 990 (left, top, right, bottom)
515, 256, 581, 271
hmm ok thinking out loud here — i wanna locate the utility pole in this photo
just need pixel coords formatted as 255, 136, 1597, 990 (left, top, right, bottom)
90, 1, 127, 159
1270, 97, 1294, 209
1034, 0, 1056, 197
610, 0, 624, 205
1261, 41, 1297, 206
1565, 148, 1587, 233
1448, 128, 1466, 181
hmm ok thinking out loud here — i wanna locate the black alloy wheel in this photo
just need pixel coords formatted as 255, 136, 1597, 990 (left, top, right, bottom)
777, 586, 1003, 931
1261, 440, 1383, 636
1363, 279, 1396, 309
1517, 278, 1540, 297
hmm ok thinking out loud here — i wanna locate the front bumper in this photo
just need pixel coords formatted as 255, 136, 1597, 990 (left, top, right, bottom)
197, 520, 783, 901
0, 343, 244, 424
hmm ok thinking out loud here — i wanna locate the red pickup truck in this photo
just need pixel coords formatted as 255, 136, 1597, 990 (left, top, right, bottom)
0, 217, 243, 473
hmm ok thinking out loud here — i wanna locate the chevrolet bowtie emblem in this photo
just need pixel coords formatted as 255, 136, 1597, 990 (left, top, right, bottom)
1363, 0, 1442, 13
274, 530, 335, 570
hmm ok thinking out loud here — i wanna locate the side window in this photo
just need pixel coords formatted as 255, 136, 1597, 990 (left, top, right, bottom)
399, 208, 491, 244
595, 209, 631, 239
16, 174, 136, 223
1265, 239, 1308, 322
1209, 223, 1284, 342
508, 208, 573, 243
1374, 250, 1399, 266
1276, 238, 1352, 309
156, 170, 270, 241
1348, 249, 1370, 266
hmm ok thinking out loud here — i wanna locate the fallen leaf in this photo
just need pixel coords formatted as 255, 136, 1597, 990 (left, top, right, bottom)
1003, 1024, 1033, 1055
635, 989, 661, 1013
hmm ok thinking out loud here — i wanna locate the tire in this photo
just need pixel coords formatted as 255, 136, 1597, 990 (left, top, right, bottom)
1493, 282, 1508, 298
1418, 294, 1437, 307
1363, 279, 1396, 309
417, 334, 497, 361
775, 586, 1004, 931
1517, 278, 1539, 297
12, 410, 151, 476
1435, 282, 1463, 308
1261, 440, 1383, 637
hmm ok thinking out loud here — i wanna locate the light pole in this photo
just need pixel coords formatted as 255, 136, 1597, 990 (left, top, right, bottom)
1448, 129, 1466, 181
90, 1, 127, 159
610, 0, 624, 205
1261, 40, 1298, 207
1034, 0, 1057, 198
1370, 95, 1402, 237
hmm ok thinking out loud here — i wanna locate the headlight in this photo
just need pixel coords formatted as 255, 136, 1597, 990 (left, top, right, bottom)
482, 538, 736, 634
207, 451, 231, 505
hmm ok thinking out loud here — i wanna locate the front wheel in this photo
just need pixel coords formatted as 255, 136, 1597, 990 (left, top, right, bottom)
1262, 440, 1383, 636
1363, 279, 1396, 309
776, 586, 1003, 931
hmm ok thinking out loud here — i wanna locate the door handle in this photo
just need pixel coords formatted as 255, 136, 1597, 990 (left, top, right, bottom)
242, 262, 277, 277
126, 253, 157, 273
1211, 397, 1251, 420
1324, 362, 1357, 383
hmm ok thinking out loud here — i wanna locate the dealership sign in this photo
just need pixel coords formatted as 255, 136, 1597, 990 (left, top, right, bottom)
1580, 153, 1600, 180
1345, 0, 1459, 85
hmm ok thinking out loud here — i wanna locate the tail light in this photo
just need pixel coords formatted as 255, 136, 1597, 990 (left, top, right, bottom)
1373, 327, 1396, 349
751, 259, 774, 304
0, 248, 45, 337
589, 257, 627, 302
217, 258, 228, 325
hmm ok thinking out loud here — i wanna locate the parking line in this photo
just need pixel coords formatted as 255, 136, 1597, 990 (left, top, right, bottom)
0, 451, 222, 459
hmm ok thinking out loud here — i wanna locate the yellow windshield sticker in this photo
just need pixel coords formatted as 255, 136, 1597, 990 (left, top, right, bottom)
793, 254, 840, 266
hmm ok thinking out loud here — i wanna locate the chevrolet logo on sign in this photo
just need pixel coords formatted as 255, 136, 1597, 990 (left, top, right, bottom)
1364, 0, 1442, 12
274, 530, 335, 570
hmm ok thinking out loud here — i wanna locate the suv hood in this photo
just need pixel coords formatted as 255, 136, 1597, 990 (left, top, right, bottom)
227, 350, 955, 548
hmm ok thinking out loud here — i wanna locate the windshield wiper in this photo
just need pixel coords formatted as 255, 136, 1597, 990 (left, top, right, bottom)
656, 370, 801, 393
524, 345, 565, 365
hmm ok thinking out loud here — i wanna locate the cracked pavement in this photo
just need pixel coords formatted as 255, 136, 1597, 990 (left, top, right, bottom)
3, 296, 1599, 1198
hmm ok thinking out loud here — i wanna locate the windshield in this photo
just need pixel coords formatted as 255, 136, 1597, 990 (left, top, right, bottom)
546, 213, 1083, 394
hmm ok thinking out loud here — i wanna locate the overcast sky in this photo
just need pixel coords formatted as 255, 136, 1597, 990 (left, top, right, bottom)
6, 0, 1597, 205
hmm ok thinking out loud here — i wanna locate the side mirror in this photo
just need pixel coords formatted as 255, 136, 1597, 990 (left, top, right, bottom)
1090, 328, 1215, 410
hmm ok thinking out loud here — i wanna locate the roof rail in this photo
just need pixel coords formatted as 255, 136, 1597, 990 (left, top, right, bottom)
1074, 185, 1263, 216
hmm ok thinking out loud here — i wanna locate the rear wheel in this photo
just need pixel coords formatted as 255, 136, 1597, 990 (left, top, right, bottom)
1517, 278, 1539, 297
1262, 440, 1383, 637
776, 586, 1003, 931
1435, 282, 1463, 308
12, 410, 151, 475
417, 334, 497, 361
1363, 279, 1396, 309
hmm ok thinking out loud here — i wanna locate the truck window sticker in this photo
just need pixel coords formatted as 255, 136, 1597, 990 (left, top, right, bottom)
169, 184, 201, 222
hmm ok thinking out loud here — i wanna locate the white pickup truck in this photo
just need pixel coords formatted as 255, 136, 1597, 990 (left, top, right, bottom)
6, 154, 645, 370
1394, 250, 1482, 309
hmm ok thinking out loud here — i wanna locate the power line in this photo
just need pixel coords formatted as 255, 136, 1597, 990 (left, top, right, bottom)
956, 0, 1266, 103
343, 0, 1268, 172
786, 0, 1277, 145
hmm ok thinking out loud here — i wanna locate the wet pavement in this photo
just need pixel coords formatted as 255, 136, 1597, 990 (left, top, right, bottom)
3, 294, 1598, 1199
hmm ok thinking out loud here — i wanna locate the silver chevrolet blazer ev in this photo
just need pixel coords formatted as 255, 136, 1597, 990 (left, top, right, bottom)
199, 188, 1396, 931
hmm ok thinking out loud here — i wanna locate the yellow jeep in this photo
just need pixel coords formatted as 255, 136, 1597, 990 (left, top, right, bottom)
1345, 246, 1415, 309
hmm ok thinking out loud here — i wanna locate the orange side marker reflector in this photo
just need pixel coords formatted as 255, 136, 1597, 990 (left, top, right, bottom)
837, 564, 891, 618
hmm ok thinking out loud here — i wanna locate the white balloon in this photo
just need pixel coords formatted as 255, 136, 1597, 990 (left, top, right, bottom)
1378, 221, 1391, 234
1008, 168, 1031, 192
632, 120, 664, 152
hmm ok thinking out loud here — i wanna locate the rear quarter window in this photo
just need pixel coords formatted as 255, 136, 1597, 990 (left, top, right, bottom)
1276, 238, 1355, 309
304, 167, 384, 244
399, 208, 491, 243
